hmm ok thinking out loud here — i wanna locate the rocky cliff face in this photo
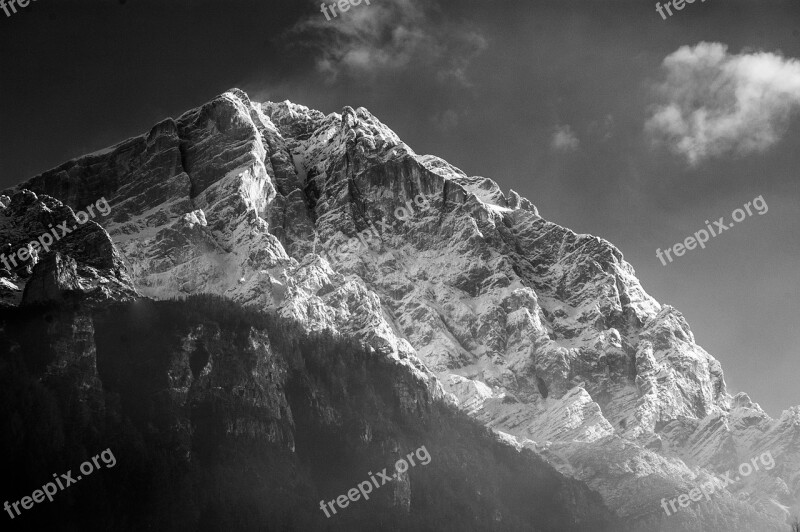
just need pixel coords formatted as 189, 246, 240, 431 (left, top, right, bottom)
3, 88, 797, 530
0, 191, 136, 307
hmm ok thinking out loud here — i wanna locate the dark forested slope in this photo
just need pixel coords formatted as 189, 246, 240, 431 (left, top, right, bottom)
0, 296, 619, 531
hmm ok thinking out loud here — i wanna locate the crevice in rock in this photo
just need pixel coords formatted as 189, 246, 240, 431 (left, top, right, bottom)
536, 375, 549, 399
177, 140, 196, 201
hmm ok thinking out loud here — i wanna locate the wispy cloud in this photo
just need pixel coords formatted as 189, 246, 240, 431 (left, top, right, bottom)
646, 42, 800, 165
551, 124, 579, 152
432, 109, 461, 132
293, 0, 486, 85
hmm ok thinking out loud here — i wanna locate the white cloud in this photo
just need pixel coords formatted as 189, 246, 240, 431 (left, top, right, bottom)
294, 0, 486, 85
551, 124, 579, 152
433, 109, 460, 132
646, 42, 800, 165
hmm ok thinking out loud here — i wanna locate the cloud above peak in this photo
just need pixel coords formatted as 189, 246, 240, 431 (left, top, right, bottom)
551, 124, 579, 152
646, 42, 800, 165
294, 0, 486, 85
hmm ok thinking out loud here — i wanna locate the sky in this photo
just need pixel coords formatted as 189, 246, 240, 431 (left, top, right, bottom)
0, 0, 798, 416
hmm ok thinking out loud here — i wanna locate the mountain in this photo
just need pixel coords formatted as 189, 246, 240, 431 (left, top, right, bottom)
1, 88, 797, 531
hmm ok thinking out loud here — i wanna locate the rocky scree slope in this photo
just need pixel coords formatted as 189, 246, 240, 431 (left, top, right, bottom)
4, 88, 798, 531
